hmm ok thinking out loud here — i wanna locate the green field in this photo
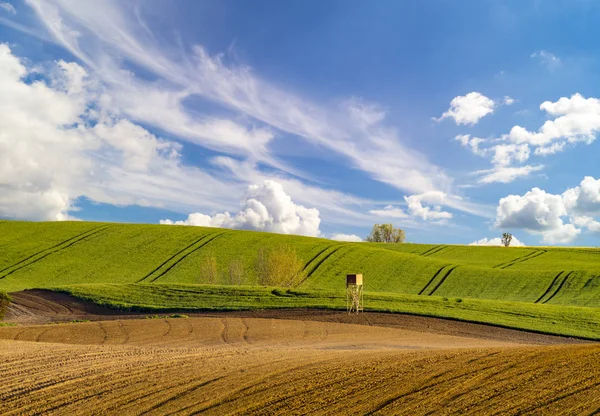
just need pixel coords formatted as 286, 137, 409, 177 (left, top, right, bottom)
1, 220, 600, 338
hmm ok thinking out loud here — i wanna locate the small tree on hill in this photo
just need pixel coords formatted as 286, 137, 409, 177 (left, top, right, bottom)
199, 254, 218, 284
228, 257, 245, 285
255, 246, 305, 287
366, 224, 405, 243
501, 232, 513, 248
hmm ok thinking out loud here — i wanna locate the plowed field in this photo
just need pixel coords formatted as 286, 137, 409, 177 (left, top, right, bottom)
1, 292, 599, 415
0, 292, 600, 415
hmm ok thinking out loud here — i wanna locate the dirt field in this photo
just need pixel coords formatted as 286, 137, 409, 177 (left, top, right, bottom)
1, 291, 600, 415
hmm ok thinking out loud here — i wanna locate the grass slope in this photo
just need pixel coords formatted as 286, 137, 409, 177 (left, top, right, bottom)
1, 220, 600, 337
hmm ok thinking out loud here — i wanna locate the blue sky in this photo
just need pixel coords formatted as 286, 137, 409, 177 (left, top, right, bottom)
1, 0, 599, 246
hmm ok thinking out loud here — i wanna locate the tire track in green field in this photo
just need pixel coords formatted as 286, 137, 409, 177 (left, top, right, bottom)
0, 226, 112, 280
419, 245, 441, 256
143, 231, 231, 283
494, 249, 547, 269
137, 233, 213, 282
427, 266, 459, 296
535, 271, 564, 303
302, 246, 334, 272
0, 225, 107, 275
421, 245, 447, 257
418, 265, 450, 295
305, 246, 345, 278
541, 271, 574, 304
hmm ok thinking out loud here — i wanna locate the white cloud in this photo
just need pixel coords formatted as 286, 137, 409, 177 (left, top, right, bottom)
454, 134, 486, 157
469, 236, 525, 247
369, 205, 409, 219
454, 94, 600, 185
495, 177, 600, 243
475, 165, 544, 184
571, 216, 600, 234
562, 176, 600, 215
24, 0, 466, 208
330, 233, 362, 242
160, 180, 321, 237
503, 96, 515, 105
404, 192, 453, 221
0, 43, 248, 220
454, 135, 540, 185
0, 2, 15, 14
436, 92, 496, 125
490, 143, 530, 167
508, 94, 600, 148
531, 50, 561, 68
495, 187, 580, 244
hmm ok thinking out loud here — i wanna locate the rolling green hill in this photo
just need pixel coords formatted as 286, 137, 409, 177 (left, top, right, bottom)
1, 220, 600, 338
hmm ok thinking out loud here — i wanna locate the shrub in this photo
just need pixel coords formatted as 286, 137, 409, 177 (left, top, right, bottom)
228, 257, 245, 285
256, 246, 305, 287
199, 254, 218, 284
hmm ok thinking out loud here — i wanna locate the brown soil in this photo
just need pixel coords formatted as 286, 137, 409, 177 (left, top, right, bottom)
1, 290, 599, 415
4, 289, 587, 345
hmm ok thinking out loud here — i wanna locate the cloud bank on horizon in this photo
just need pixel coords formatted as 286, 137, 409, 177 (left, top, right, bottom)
0, 1, 598, 246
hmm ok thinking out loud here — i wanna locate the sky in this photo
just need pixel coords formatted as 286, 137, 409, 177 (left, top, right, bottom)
1, 0, 599, 246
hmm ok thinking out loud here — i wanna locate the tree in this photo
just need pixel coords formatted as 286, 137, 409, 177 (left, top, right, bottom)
501, 232, 513, 248
366, 224, 406, 243
199, 254, 218, 284
228, 257, 245, 285
255, 246, 305, 287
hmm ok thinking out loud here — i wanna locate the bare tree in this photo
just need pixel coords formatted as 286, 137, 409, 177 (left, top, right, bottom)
366, 224, 406, 243
199, 254, 218, 284
501, 232, 513, 248
228, 257, 245, 285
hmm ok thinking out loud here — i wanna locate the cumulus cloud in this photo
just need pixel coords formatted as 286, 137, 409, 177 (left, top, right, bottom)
494, 177, 600, 244
562, 176, 600, 215
330, 233, 362, 242
531, 50, 561, 68
404, 192, 453, 221
469, 236, 525, 247
454, 93, 600, 185
436, 92, 496, 125
507, 94, 600, 148
160, 180, 321, 237
0, 2, 15, 14
495, 187, 578, 244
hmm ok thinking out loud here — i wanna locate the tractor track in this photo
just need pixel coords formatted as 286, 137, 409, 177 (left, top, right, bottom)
421, 245, 447, 257
418, 265, 450, 296
138, 231, 231, 283
0, 226, 112, 280
0, 225, 108, 275
305, 246, 345, 278
427, 266, 459, 296
494, 249, 547, 269
535, 271, 564, 303
542, 271, 574, 304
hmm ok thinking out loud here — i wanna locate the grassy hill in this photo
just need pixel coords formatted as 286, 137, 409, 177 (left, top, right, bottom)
1, 220, 600, 338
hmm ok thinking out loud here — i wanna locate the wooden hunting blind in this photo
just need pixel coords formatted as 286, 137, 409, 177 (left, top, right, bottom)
346, 274, 363, 314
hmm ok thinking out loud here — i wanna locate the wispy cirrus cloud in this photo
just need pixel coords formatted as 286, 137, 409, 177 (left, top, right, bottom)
22, 0, 493, 222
